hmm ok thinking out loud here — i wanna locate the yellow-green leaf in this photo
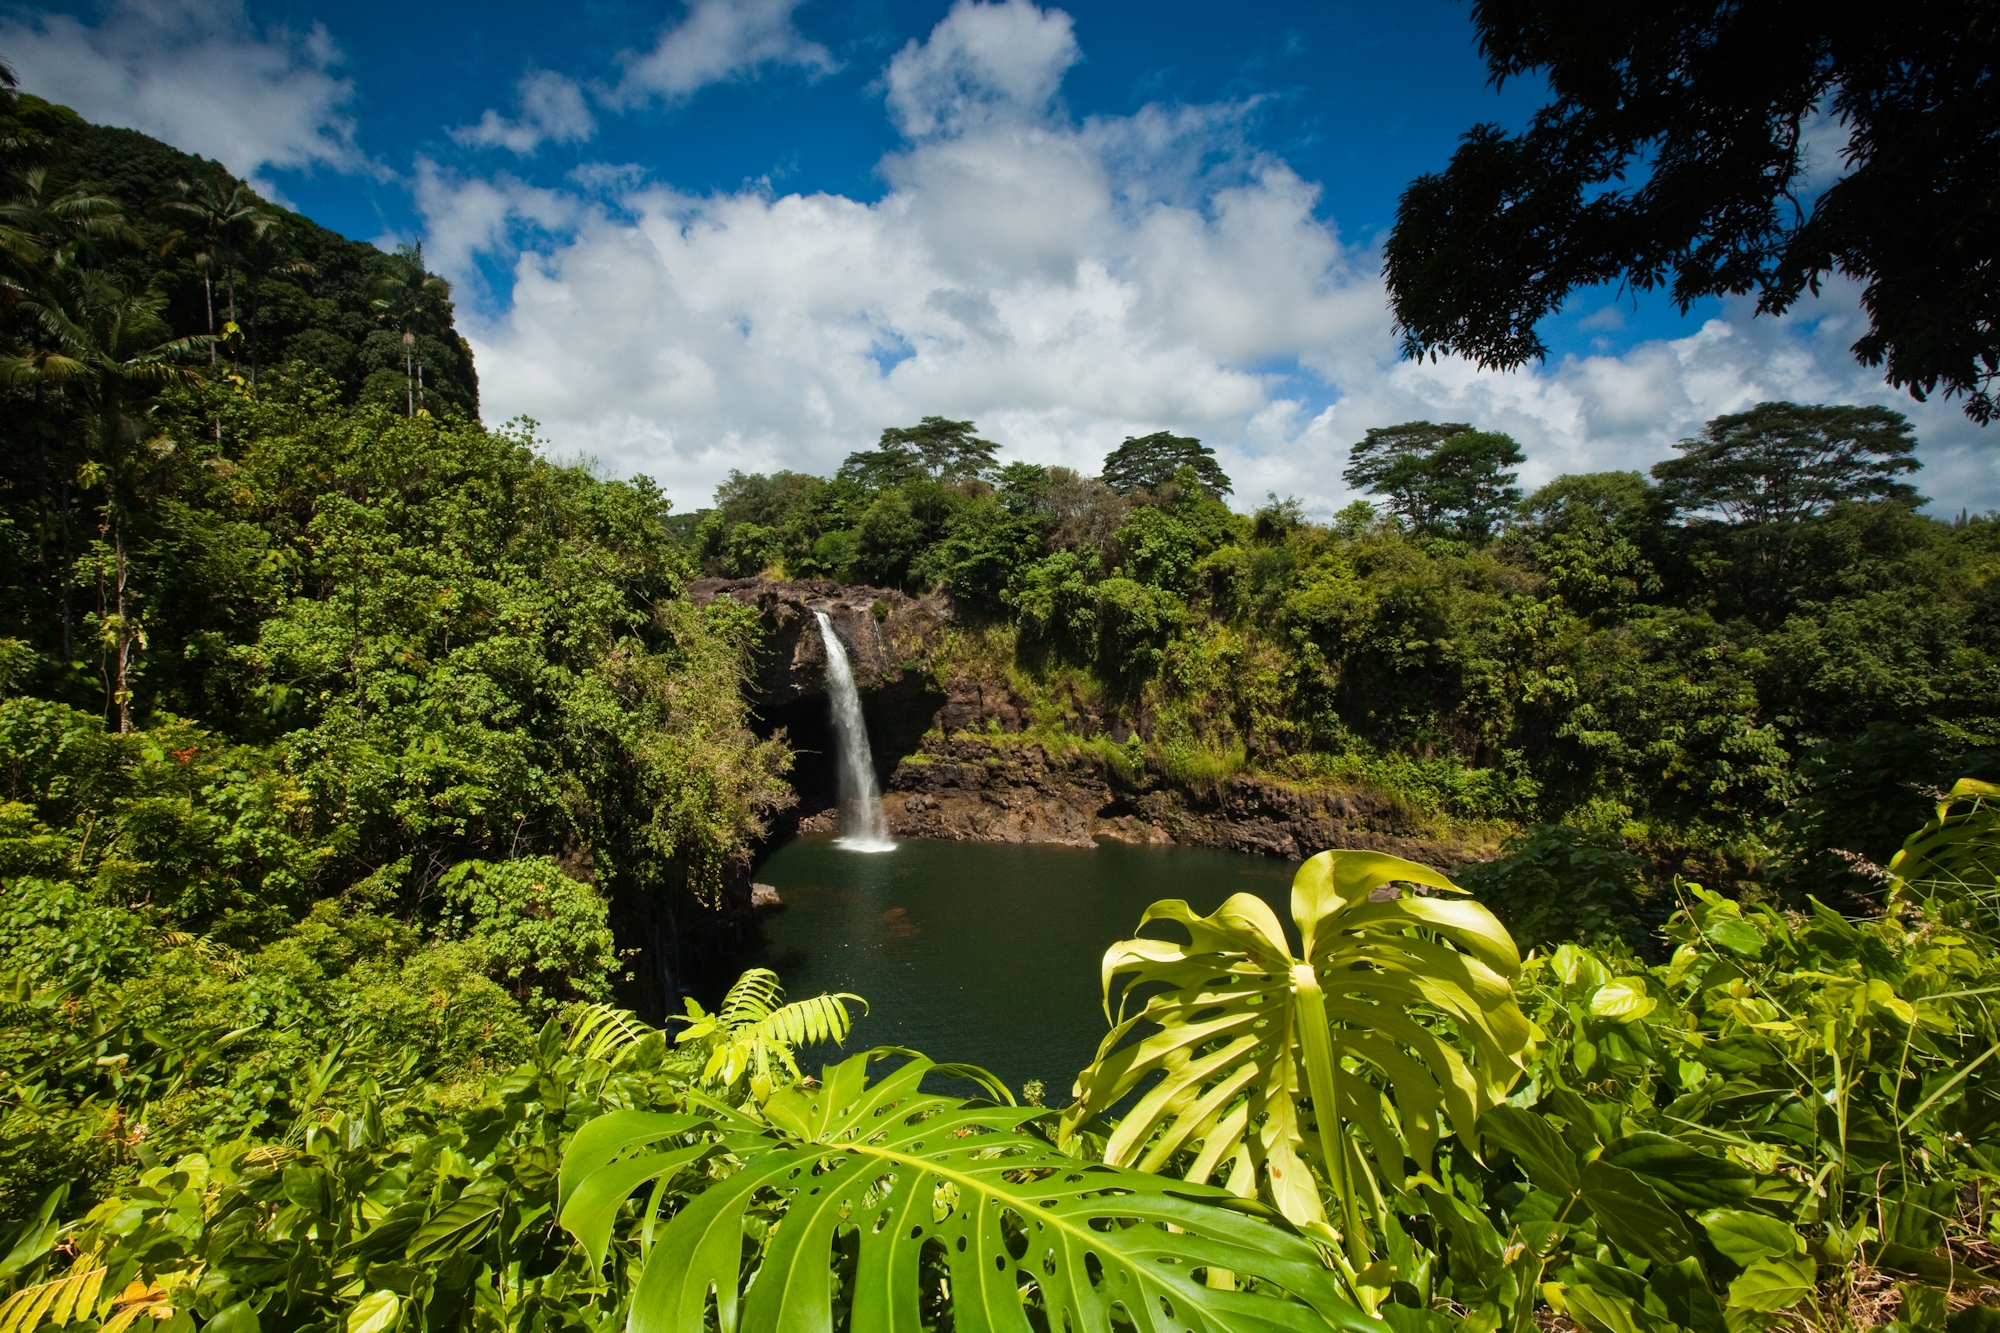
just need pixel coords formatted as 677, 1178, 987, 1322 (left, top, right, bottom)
346, 1291, 398, 1333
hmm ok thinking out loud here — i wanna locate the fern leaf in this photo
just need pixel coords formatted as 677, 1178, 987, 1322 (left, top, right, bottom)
716, 968, 785, 1028
748, 992, 866, 1052
566, 1004, 650, 1063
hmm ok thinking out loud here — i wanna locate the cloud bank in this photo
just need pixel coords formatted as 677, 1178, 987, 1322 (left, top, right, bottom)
0, 0, 367, 194
424, 0, 1994, 513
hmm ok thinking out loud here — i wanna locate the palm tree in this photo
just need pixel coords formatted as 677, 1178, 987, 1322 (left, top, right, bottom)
370, 246, 451, 416
156, 176, 279, 367
0, 169, 137, 292
1, 269, 208, 731
0, 173, 141, 661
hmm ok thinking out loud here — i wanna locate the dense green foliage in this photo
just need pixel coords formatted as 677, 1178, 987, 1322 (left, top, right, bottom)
1382, 0, 2000, 423
4, 93, 2000, 1333
8, 795, 2000, 1333
695, 406, 1998, 896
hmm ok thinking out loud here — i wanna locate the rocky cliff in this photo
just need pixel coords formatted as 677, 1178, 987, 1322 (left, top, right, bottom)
692, 577, 1498, 869
882, 678, 1499, 869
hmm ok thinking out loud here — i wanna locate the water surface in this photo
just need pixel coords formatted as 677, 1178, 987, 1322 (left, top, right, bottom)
746, 836, 1297, 1101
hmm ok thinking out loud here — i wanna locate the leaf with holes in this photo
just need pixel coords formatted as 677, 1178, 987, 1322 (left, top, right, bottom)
1062, 849, 1529, 1252
562, 1052, 1371, 1333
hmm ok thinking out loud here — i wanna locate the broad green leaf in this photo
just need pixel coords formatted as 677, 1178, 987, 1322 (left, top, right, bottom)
1578, 1160, 1693, 1265
205, 1301, 259, 1333
559, 1143, 714, 1269
1065, 850, 1528, 1237
346, 1291, 399, 1333
281, 1163, 335, 1216
1589, 980, 1656, 1021
1647, 1256, 1728, 1333
1697, 1209, 1800, 1266
1726, 1254, 1815, 1311
1480, 1105, 1579, 1197
406, 1196, 500, 1261
1704, 918, 1766, 958
1562, 1282, 1677, 1333
555, 1111, 707, 1211
1901, 1282, 1948, 1331
565, 1052, 1371, 1333
1601, 1135, 1755, 1207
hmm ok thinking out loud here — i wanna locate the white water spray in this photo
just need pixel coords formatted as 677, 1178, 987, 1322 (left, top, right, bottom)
814, 610, 894, 852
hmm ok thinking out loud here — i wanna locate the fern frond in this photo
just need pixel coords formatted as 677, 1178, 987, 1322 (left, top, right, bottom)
717, 968, 785, 1028
0, 1261, 105, 1333
567, 1004, 651, 1063
747, 993, 867, 1052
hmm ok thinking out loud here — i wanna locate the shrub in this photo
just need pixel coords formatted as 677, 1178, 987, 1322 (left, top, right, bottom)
436, 856, 621, 1012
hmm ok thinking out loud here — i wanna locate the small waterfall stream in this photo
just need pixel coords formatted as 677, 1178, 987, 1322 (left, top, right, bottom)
814, 610, 895, 852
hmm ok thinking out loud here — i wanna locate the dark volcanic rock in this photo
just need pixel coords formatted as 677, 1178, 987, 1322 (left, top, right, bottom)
685, 577, 949, 704
884, 735, 1492, 867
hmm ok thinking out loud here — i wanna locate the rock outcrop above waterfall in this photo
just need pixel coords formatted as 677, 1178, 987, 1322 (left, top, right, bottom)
685, 577, 950, 703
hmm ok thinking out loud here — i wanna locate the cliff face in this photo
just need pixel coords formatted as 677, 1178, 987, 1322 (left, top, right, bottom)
882, 678, 1498, 869
684, 577, 950, 702
692, 577, 1496, 869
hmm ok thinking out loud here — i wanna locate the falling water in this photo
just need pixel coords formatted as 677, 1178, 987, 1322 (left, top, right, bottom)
814, 610, 895, 852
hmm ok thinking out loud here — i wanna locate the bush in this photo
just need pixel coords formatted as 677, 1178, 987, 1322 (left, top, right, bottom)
436, 857, 621, 1012
1454, 823, 1655, 952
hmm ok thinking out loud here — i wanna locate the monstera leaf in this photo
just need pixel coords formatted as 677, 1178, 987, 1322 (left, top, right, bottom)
1063, 850, 1530, 1257
559, 1052, 1367, 1333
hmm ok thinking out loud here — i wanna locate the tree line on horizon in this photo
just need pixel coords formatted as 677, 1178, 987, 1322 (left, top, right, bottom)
692, 399, 1991, 901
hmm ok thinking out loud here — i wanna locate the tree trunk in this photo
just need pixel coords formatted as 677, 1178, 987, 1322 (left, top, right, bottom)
113, 523, 133, 734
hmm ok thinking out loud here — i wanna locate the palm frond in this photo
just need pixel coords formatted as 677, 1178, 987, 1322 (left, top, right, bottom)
716, 967, 784, 1027
745, 991, 867, 1052
562, 1053, 1371, 1333
566, 1003, 651, 1063
1064, 849, 1530, 1259
0, 1260, 105, 1333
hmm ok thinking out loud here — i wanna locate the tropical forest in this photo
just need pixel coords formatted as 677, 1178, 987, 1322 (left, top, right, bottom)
2, 7, 2000, 1333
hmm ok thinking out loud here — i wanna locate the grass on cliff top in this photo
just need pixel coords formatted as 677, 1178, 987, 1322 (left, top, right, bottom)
913, 621, 1522, 847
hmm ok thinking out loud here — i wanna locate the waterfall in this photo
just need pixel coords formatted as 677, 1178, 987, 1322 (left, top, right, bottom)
814, 610, 895, 852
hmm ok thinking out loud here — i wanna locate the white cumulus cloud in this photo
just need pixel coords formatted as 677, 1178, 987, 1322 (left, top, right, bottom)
0, 0, 368, 194
609, 0, 836, 107
883, 0, 1078, 137
422, 0, 1996, 515
452, 70, 597, 156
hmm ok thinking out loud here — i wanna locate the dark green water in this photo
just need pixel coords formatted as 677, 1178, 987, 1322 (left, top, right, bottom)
745, 836, 1297, 1101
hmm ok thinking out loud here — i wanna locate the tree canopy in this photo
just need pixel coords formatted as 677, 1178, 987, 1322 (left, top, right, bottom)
1341, 420, 1525, 539
1100, 431, 1233, 496
1384, 0, 2000, 422
1651, 401, 1922, 525
837, 415, 999, 487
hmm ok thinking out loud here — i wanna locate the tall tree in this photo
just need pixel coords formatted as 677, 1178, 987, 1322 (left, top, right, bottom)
838, 416, 998, 487
1384, 0, 2000, 422
1653, 401, 1922, 622
156, 176, 278, 369
1, 269, 206, 729
1099, 431, 1232, 496
1343, 421, 1524, 540
1652, 401, 1921, 524
370, 245, 451, 417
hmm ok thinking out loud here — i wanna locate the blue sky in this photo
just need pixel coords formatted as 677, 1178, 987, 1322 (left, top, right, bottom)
3, 0, 1993, 513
